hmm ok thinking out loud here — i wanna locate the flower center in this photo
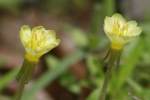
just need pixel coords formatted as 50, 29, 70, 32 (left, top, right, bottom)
112, 22, 128, 36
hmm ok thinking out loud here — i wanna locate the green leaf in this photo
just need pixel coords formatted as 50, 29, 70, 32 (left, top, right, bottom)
86, 87, 101, 100
45, 55, 59, 70
70, 28, 88, 48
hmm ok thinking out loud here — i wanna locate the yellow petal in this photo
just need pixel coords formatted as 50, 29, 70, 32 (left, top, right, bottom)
104, 16, 113, 35
127, 21, 142, 36
20, 25, 32, 47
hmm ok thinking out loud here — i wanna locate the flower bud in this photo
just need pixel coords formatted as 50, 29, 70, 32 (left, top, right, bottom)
104, 13, 142, 50
20, 25, 60, 62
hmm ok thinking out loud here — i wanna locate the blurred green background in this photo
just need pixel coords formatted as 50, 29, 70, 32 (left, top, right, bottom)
0, 0, 149, 100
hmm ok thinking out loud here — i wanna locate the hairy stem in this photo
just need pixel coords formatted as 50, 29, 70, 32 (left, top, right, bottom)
14, 80, 25, 100
14, 59, 36, 100
100, 49, 120, 100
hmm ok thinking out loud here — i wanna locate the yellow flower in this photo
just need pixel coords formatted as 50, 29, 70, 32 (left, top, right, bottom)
104, 13, 142, 50
20, 25, 60, 62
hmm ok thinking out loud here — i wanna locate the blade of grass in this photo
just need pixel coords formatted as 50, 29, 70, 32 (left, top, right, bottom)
0, 68, 18, 91
117, 39, 144, 90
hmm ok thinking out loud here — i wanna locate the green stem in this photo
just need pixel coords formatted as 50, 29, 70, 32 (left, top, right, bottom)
14, 59, 36, 100
14, 79, 25, 100
103, 48, 110, 62
116, 50, 122, 70
104, 0, 116, 16
100, 49, 120, 100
